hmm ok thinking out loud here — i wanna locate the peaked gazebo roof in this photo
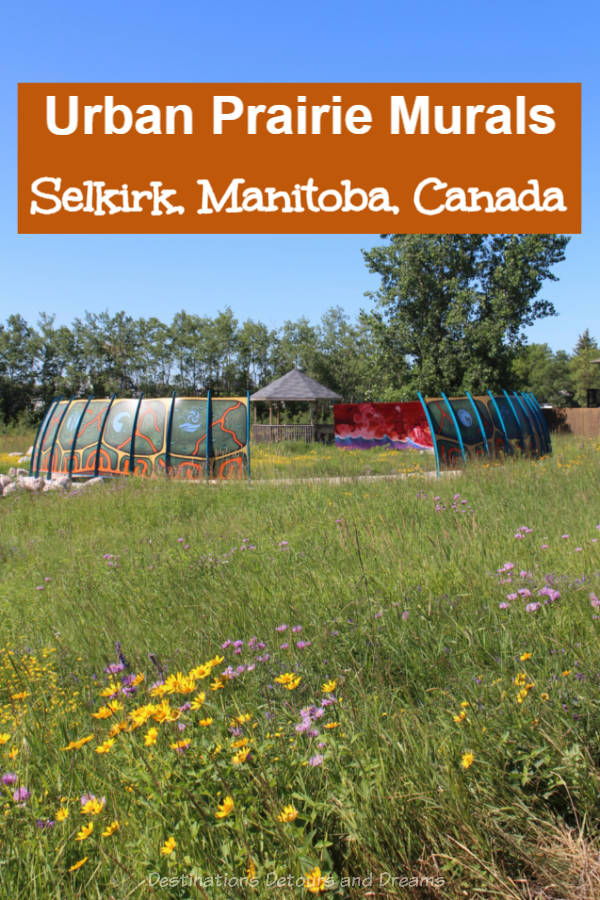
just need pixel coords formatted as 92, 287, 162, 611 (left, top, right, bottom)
250, 369, 342, 402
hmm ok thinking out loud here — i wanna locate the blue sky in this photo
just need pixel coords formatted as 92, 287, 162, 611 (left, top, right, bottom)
3, 0, 597, 352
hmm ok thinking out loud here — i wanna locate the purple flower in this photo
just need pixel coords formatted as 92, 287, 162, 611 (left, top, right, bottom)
221, 640, 231, 649
292, 625, 302, 633
540, 544, 549, 549
275, 624, 288, 632
507, 593, 518, 601
499, 602, 510, 609
104, 662, 124, 675
401, 610, 410, 620
526, 602, 541, 613
308, 753, 324, 767
562, 534, 569, 540
280, 642, 289, 650
36, 818, 55, 829
296, 641, 311, 649
590, 593, 600, 608
13, 787, 30, 803
2, 773, 18, 786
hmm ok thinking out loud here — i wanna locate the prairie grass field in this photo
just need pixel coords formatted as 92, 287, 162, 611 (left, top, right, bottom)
0, 432, 599, 898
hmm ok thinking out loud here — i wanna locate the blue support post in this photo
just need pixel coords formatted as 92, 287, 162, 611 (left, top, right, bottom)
68, 396, 93, 478
521, 392, 547, 455
94, 395, 116, 478
165, 392, 176, 477
128, 394, 144, 476
246, 390, 251, 483
465, 391, 489, 457
512, 391, 538, 456
417, 392, 440, 478
441, 392, 467, 465
46, 397, 73, 480
526, 392, 552, 453
32, 398, 60, 477
206, 391, 212, 482
502, 389, 525, 452
487, 391, 510, 454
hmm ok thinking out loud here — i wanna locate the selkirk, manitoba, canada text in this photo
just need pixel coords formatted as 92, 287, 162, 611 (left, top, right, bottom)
28, 177, 565, 216
18, 83, 581, 233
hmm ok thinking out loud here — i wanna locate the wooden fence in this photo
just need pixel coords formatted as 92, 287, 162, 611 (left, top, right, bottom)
542, 407, 600, 438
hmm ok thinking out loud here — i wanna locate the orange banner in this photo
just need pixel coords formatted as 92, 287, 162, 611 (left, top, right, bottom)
18, 83, 581, 234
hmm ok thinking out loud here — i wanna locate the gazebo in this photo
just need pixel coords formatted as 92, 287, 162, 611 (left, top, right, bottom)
250, 369, 342, 443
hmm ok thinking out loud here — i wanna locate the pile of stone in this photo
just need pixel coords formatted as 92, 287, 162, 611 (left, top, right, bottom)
0, 449, 105, 498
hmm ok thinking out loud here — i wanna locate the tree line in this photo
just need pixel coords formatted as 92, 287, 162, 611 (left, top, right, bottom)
1, 235, 596, 425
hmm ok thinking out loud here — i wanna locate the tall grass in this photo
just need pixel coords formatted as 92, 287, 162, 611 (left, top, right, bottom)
0, 435, 599, 897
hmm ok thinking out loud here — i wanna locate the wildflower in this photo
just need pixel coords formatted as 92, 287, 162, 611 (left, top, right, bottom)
274, 673, 302, 690
246, 858, 256, 879
170, 739, 191, 754
37, 818, 55, 829
199, 717, 213, 727
68, 857, 88, 872
308, 753, 324, 767
453, 711, 466, 723
276, 624, 288, 632
160, 836, 176, 855
190, 692, 206, 710
8, 748, 17, 761
520, 652, 532, 661
304, 866, 327, 893
232, 747, 250, 765
0, 734, 10, 745
215, 795, 234, 818
95, 738, 115, 754
1, 773, 17, 786
13, 786, 30, 803
56, 807, 69, 822
164, 672, 197, 695
324, 722, 339, 730
144, 728, 159, 746
75, 822, 94, 841
461, 752, 474, 769
102, 820, 120, 837
108, 721, 129, 738
322, 680, 337, 693
277, 804, 298, 822
526, 602, 541, 613
210, 678, 225, 691
62, 734, 94, 751
91, 705, 114, 719
11, 691, 29, 701
81, 796, 105, 815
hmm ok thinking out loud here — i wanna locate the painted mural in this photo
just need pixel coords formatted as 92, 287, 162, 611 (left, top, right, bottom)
334, 402, 434, 451
334, 392, 549, 471
31, 395, 249, 480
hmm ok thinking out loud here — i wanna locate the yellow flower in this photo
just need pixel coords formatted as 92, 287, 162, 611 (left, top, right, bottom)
324, 722, 339, 730
232, 747, 250, 765
81, 797, 105, 815
68, 857, 88, 872
188, 663, 211, 680
108, 721, 129, 738
208, 655, 224, 668
56, 807, 69, 822
144, 727, 159, 746
453, 711, 466, 723
62, 734, 94, 751
131, 673, 144, 687
0, 734, 10, 745
160, 836, 176, 855
102, 820, 120, 837
152, 700, 179, 723
95, 738, 115, 754
321, 680, 337, 693
460, 701, 470, 708
199, 717, 213, 727
215, 795, 234, 818
75, 821, 94, 841
8, 748, 17, 760
164, 672, 197, 695
461, 752, 474, 770
231, 737, 249, 749
11, 691, 29, 701
520, 652, 532, 661
562, 670, 571, 677
541, 692, 550, 701
210, 678, 224, 691
230, 713, 251, 726
304, 866, 327, 893
170, 739, 191, 752
274, 673, 302, 691
277, 804, 298, 823
190, 692, 206, 710
100, 682, 119, 697
91, 705, 114, 719
246, 858, 256, 879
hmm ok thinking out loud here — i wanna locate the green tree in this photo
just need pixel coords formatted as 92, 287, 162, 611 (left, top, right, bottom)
569, 329, 600, 407
362, 234, 569, 396
511, 343, 573, 406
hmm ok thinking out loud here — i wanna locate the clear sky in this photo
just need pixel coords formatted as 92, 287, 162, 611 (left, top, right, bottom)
2, 0, 597, 352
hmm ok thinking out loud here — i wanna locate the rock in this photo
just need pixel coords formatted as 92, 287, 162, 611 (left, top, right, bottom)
8, 451, 22, 458
43, 481, 66, 493
2, 482, 21, 495
50, 474, 71, 488
18, 456, 30, 465
19, 477, 44, 492
72, 476, 105, 492
0, 474, 13, 489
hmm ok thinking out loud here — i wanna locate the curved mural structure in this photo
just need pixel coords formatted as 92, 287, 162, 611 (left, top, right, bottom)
334, 391, 550, 475
31, 394, 250, 480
